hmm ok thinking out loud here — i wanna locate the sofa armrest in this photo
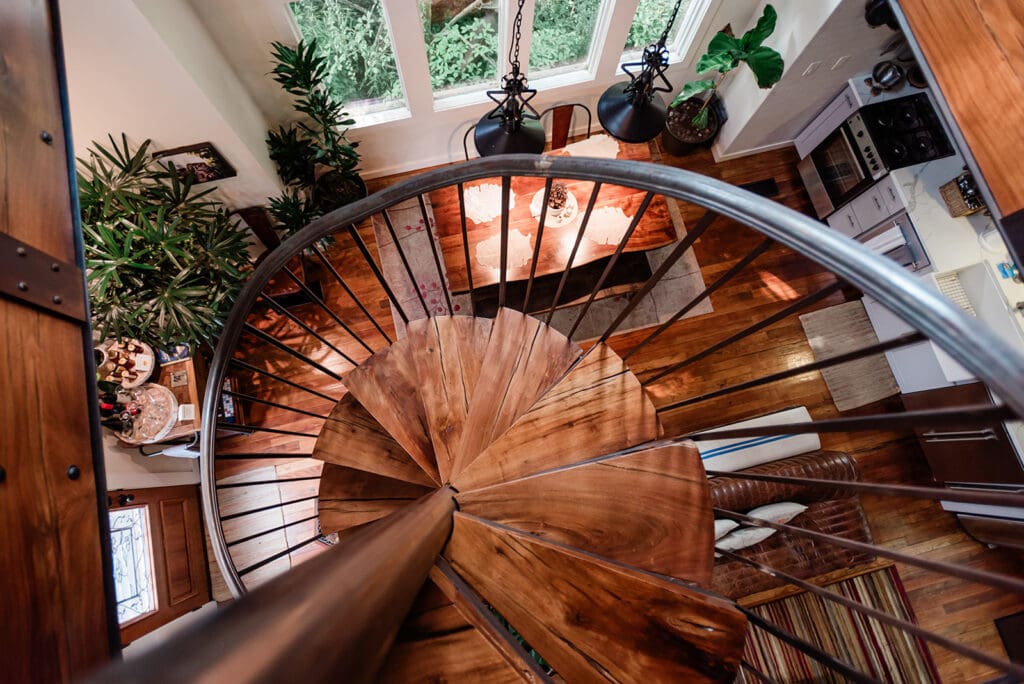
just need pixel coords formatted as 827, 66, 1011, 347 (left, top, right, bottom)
709, 451, 861, 512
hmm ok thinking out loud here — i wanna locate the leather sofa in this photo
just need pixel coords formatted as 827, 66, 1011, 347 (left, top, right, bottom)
709, 451, 875, 600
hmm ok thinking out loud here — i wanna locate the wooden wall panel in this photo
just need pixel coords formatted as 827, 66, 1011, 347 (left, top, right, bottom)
0, 0, 116, 679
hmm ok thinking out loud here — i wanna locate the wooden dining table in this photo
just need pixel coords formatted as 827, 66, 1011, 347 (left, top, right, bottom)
429, 135, 677, 293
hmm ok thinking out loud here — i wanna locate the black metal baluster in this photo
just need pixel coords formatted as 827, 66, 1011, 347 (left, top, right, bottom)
237, 536, 322, 576
714, 507, 1024, 594
704, 469, 1024, 508
309, 244, 392, 344
380, 209, 430, 316
643, 280, 844, 385
498, 176, 511, 310
213, 451, 313, 460
417, 194, 453, 315
347, 224, 409, 324
522, 178, 553, 313
457, 183, 475, 314
280, 268, 374, 356
688, 404, 1013, 439
595, 210, 719, 345
720, 548, 1024, 680
229, 358, 341, 404
544, 182, 603, 325
217, 423, 320, 439
740, 608, 880, 684
260, 294, 358, 366
660, 332, 925, 412
226, 514, 321, 548
567, 191, 654, 338
221, 389, 331, 420
623, 238, 774, 361
243, 324, 343, 381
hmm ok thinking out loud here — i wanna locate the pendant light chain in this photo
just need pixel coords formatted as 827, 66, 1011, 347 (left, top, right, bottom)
508, 0, 526, 75
658, 0, 685, 48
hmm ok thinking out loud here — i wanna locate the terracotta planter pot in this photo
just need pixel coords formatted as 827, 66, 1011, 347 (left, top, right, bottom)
661, 96, 721, 156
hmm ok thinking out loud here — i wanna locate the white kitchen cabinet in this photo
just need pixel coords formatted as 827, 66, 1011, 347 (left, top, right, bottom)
877, 174, 905, 216
826, 205, 862, 237
849, 184, 893, 232
794, 83, 863, 159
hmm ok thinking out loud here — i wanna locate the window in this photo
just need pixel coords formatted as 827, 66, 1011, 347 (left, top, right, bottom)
289, 0, 405, 113
529, 0, 603, 74
623, 0, 693, 53
419, 0, 501, 97
109, 506, 157, 625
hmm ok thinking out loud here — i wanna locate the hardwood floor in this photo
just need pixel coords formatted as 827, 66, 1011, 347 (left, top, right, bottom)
210, 143, 1022, 681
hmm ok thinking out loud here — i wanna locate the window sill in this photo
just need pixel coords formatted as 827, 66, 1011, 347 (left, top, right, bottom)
348, 105, 413, 129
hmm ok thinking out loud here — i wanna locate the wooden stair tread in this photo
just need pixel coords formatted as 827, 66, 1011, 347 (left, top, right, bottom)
454, 343, 659, 491
313, 393, 436, 487
342, 343, 440, 484
318, 463, 432, 535
378, 580, 526, 683
403, 316, 492, 484
450, 308, 579, 480
444, 513, 746, 683
457, 444, 713, 585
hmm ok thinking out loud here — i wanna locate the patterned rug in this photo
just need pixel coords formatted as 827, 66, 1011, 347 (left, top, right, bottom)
799, 300, 900, 411
739, 566, 940, 683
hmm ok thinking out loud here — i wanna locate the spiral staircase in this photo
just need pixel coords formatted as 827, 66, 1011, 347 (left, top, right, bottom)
102, 155, 1024, 683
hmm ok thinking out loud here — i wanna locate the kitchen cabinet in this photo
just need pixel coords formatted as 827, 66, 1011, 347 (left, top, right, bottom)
826, 205, 862, 238
794, 83, 863, 159
901, 382, 1024, 485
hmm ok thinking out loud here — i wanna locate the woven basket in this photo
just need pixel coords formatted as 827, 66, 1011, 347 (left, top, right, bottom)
940, 177, 984, 217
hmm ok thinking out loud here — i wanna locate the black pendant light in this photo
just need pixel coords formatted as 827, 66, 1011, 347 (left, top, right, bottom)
474, 0, 545, 156
597, 0, 684, 143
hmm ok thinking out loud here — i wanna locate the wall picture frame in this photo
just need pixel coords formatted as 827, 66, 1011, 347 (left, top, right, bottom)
152, 142, 236, 184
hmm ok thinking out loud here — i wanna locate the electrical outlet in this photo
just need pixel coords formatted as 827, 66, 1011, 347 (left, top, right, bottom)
802, 61, 821, 77
831, 55, 851, 70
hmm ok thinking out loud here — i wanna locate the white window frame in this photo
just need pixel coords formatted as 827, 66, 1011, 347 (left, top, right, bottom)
619, 0, 715, 66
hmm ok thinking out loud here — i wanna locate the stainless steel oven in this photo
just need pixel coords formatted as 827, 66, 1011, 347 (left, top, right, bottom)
798, 111, 884, 218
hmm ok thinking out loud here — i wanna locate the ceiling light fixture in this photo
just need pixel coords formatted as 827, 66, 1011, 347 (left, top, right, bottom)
473, 0, 545, 156
597, 0, 684, 143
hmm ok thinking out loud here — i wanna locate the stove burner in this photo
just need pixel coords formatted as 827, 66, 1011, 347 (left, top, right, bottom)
913, 131, 938, 157
885, 140, 908, 163
859, 93, 954, 170
896, 102, 922, 130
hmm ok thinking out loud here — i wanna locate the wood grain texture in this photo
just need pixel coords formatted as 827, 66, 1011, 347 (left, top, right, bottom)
317, 462, 431, 535
898, 0, 1024, 217
402, 315, 492, 483
457, 444, 713, 585
343, 343, 440, 483
451, 309, 579, 478
430, 560, 554, 683
314, 393, 436, 487
454, 342, 658, 490
444, 513, 746, 683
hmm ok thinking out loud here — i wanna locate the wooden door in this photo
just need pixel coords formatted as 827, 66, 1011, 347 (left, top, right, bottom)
110, 485, 211, 645
0, 0, 117, 680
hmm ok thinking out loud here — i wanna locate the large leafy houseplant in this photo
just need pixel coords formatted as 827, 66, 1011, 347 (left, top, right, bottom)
266, 40, 365, 235
670, 5, 784, 134
79, 134, 251, 349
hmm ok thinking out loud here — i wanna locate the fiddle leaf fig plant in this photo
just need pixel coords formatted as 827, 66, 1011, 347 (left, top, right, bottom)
672, 4, 785, 129
78, 134, 251, 349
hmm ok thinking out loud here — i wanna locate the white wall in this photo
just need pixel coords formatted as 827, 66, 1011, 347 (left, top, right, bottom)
713, 0, 898, 159
103, 432, 200, 491
60, 0, 281, 208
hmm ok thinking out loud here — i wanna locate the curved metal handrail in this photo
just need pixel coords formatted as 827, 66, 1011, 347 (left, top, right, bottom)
202, 155, 1024, 597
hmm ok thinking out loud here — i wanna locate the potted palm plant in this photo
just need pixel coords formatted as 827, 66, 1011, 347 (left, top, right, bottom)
266, 40, 366, 236
662, 5, 784, 155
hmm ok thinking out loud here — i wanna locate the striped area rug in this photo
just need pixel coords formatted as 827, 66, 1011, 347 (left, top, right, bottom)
740, 566, 939, 683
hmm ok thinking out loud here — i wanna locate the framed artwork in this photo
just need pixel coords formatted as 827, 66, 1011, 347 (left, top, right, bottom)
152, 142, 236, 184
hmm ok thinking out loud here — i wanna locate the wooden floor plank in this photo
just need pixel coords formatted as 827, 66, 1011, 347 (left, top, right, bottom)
403, 315, 492, 484
444, 512, 746, 683
451, 308, 579, 479
454, 342, 659, 490
314, 393, 436, 487
342, 343, 440, 483
318, 463, 432, 535
457, 443, 713, 586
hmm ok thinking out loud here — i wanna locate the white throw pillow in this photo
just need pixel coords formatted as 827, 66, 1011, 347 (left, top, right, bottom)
714, 519, 739, 540
715, 526, 777, 552
747, 501, 808, 525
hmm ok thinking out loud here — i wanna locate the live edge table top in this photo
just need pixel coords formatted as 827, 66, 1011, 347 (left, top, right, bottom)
428, 135, 677, 293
